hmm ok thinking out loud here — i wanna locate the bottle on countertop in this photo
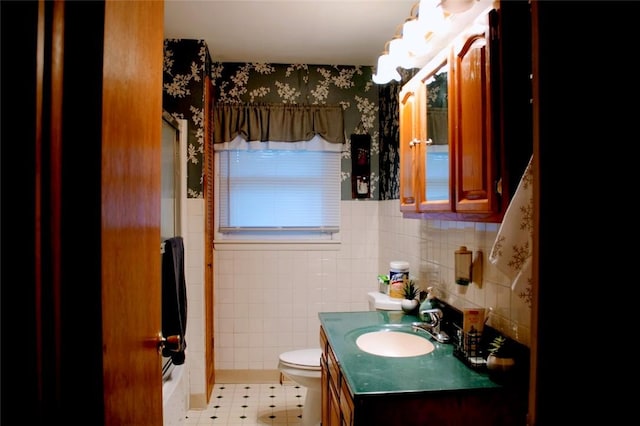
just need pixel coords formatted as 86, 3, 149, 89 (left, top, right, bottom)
388, 261, 409, 299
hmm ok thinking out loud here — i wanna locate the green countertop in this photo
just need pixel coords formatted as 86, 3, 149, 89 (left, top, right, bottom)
319, 311, 501, 397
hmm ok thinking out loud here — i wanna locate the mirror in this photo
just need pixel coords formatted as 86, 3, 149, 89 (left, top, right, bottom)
423, 61, 449, 202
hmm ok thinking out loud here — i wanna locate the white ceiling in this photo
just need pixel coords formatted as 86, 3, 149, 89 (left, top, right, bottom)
163, 0, 416, 66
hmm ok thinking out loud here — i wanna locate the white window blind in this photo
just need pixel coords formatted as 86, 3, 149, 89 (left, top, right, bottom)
217, 149, 340, 237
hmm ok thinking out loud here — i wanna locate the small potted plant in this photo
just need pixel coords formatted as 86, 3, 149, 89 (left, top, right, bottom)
400, 280, 420, 314
486, 335, 516, 382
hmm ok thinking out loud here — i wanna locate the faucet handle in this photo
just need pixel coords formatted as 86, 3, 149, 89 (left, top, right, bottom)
433, 329, 450, 343
419, 308, 443, 324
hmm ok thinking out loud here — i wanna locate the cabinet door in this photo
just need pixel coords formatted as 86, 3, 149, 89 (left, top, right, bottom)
399, 85, 423, 213
418, 59, 453, 213
328, 380, 341, 426
321, 326, 342, 426
339, 377, 354, 426
449, 14, 498, 214
321, 356, 330, 426
322, 354, 341, 426
398, 8, 519, 223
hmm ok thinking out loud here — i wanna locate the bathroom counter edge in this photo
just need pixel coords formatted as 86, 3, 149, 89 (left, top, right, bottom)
318, 310, 501, 396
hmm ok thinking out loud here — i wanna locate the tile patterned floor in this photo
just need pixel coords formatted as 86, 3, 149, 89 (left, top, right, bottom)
184, 383, 306, 425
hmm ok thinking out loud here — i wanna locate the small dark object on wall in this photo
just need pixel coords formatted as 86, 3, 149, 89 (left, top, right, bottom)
351, 133, 371, 199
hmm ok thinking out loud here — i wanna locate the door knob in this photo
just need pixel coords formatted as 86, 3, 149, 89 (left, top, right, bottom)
157, 333, 181, 354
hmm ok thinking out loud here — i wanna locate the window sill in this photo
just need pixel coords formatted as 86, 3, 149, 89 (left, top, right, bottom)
213, 240, 341, 251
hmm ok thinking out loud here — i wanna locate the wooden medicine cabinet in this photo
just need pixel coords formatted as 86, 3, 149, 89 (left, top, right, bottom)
399, 3, 532, 222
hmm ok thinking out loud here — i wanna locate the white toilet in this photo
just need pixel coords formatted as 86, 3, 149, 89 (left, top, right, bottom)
278, 348, 322, 426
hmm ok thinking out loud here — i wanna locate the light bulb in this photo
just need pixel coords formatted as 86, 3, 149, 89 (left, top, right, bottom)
372, 53, 401, 84
389, 37, 417, 70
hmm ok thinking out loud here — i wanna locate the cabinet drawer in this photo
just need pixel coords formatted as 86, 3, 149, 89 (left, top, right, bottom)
320, 326, 328, 361
327, 345, 340, 391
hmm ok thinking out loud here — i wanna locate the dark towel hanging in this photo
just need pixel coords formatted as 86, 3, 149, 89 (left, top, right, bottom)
161, 236, 187, 365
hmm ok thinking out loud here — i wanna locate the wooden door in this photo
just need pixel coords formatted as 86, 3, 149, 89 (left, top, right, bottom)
101, 1, 165, 424
0, 0, 165, 424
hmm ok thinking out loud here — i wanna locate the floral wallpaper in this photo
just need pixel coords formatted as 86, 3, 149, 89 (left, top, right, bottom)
210, 62, 379, 200
163, 38, 411, 201
163, 39, 211, 198
377, 81, 401, 200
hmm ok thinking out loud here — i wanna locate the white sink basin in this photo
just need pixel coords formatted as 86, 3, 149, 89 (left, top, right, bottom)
356, 330, 435, 357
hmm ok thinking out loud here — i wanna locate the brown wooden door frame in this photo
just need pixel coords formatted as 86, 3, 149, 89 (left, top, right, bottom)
204, 74, 216, 401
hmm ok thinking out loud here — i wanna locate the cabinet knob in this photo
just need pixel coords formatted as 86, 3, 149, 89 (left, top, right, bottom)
409, 138, 433, 147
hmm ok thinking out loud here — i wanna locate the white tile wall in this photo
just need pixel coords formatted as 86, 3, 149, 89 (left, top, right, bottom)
185, 198, 531, 400
377, 200, 531, 345
184, 199, 206, 405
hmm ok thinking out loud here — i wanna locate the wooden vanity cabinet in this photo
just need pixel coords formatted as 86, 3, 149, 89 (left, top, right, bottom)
320, 325, 527, 426
399, 3, 532, 222
321, 326, 352, 426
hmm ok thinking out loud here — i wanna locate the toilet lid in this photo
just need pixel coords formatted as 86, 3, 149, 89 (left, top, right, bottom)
279, 348, 322, 370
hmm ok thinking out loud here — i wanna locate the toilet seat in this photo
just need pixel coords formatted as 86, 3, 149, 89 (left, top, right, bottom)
279, 348, 322, 371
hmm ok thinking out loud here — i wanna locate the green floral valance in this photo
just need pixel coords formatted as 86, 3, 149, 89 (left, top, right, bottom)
213, 104, 345, 144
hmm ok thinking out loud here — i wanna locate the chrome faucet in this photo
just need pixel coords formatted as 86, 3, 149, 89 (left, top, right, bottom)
412, 308, 450, 343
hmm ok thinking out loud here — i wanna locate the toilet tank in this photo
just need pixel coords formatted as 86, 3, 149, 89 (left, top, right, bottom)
367, 291, 402, 311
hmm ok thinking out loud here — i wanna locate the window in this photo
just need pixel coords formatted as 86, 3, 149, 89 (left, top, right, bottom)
215, 136, 341, 242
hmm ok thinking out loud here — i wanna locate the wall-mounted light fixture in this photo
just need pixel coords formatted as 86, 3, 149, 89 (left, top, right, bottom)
372, 0, 485, 85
